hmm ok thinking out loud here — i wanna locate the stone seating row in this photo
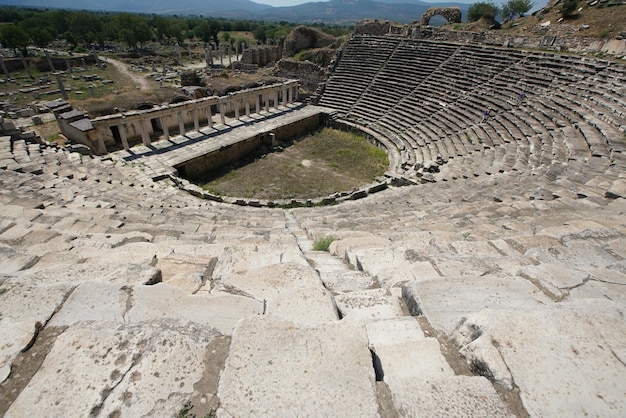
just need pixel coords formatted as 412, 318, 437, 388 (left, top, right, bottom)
319, 35, 624, 186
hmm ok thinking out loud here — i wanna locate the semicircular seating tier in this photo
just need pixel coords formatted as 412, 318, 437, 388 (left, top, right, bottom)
318, 35, 625, 186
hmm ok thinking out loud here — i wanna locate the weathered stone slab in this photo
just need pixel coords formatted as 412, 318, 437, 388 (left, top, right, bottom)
217, 318, 379, 417
49, 282, 263, 335
518, 264, 589, 299
403, 276, 550, 333
366, 318, 453, 380
6, 262, 162, 286
212, 239, 307, 278
387, 376, 513, 417
265, 287, 338, 325
129, 284, 263, 335
0, 243, 38, 274
451, 300, 626, 416
317, 269, 378, 293
0, 282, 73, 382
217, 262, 323, 302
335, 289, 406, 322
5, 319, 220, 417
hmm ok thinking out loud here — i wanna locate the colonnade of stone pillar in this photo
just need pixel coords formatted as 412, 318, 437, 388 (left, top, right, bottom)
98, 81, 300, 152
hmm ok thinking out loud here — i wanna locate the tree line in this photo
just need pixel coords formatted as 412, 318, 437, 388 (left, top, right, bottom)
0, 6, 350, 55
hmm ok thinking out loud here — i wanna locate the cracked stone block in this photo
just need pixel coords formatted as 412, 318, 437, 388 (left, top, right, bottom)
387, 376, 513, 417
0, 282, 74, 383
217, 318, 379, 417
450, 300, 626, 417
402, 276, 551, 333
217, 262, 323, 302
265, 287, 339, 325
5, 319, 220, 417
335, 288, 406, 322
7, 262, 162, 286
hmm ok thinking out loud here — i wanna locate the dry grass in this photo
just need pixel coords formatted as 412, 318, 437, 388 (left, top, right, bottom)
200, 127, 389, 200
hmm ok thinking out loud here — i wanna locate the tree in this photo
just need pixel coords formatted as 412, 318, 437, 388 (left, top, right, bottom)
30, 27, 53, 48
253, 26, 267, 43
501, 0, 534, 21
467, 2, 500, 22
560, 0, 579, 18
69, 12, 102, 47
0, 24, 29, 54
114, 13, 152, 49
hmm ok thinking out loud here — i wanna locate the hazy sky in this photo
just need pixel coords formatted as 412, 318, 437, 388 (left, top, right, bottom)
260, 0, 507, 7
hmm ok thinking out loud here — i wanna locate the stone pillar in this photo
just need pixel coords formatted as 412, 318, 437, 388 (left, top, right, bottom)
274, 90, 280, 109
18, 51, 32, 78
89, 131, 107, 155
256, 94, 261, 114
205, 48, 210, 68
219, 102, 226, 125
119, 124, 130, 151
45, 50, 55, 72
287, 86, 292, 103
88, 85, 95, 98
178, 112, 185, 136
219, 45, 224, 66
245, 98, 250, 117
0, 56, 9, 78
294, 85, 299, 101
206, 107, 213, 129
264, 93, 270, 112
234, 100, 240, 120
55, 74, 68, 100
139, 120, 151, 146
192, 108, 200, 131
66, 59, 72, 73
160, 116, 170, 140
228, 45, 232, 67
282, 87, 287, 106
175, 44, 182, 66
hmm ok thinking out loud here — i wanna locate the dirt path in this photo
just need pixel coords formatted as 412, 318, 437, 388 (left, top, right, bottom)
104, 57, 152, 90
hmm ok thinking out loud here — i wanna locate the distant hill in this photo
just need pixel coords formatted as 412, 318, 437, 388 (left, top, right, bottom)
225, 0, 470, 25
0, 0, 470, 24
0, 0, 273, 14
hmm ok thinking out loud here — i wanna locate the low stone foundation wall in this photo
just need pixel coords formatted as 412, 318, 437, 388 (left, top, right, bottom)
172, 113, 401, 208
175, 112, 322, 183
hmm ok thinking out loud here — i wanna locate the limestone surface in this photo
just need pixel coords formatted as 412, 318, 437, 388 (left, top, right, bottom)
217, 317, 380, 417
6, 319, 221, 418
451, 300, 626, 416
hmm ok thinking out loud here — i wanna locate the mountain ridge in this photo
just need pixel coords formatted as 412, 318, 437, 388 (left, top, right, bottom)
0, 0, 470, 24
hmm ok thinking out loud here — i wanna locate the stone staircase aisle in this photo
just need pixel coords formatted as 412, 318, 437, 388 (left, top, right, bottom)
284, 210, 514, 417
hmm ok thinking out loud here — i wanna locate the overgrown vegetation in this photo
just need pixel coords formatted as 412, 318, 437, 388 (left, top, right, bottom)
199, 127, 388, 200
0, 6, 350, 53
312, 236, 335, 251
467, 2, 500, 22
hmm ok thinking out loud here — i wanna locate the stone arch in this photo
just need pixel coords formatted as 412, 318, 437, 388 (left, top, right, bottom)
421, 7, 462, 26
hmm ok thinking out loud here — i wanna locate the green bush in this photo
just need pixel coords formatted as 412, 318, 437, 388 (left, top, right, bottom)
467, 2, 500, 22
560, 0, 579, 18
312, 236, 335, 251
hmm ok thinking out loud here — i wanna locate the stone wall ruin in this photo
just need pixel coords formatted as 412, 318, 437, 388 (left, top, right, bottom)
47, 80, 300, 155
420, 7, 462, 26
